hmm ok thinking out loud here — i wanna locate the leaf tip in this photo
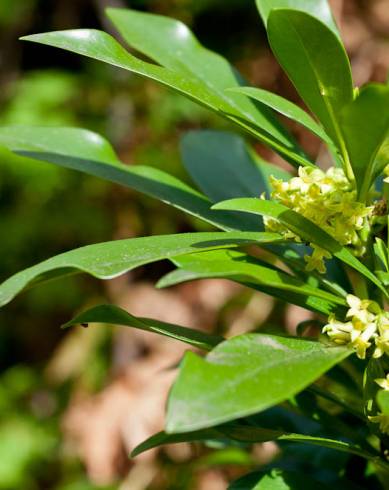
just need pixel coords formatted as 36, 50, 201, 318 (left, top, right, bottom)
19, 35, 35, 42
60, 322, 74, 330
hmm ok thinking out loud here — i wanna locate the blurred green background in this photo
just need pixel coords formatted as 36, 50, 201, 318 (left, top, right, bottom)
0, 2, 264, 488
0, 0, 387, 488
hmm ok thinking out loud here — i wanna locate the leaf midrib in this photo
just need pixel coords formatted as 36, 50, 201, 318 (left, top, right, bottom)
283, 16, 351, 170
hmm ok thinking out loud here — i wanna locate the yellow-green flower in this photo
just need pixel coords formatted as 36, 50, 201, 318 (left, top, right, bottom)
322, 295, 384, 359
304, 246, 332, 274
265, 166, 373, 273
369, 413, 389, 435
322, 316, 353, 345
375, 374, 389, 391
373, 313, 389, 358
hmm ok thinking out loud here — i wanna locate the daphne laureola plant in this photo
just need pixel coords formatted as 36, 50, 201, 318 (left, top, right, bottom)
1, 0, 389, 487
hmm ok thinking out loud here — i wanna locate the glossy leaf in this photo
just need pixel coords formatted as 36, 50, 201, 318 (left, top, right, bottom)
267, 9, 353, 158
0, 126, 259, 231
159, 267, 342, 316
180, 130, 290, 203
0, 125, 118, 162
213, 198, 387, 296
21, 20, 311, 168
256, 0, 339, 35
63, 304, 224, 351
374, 238, 389, 273
340, 84, 389, 199
134, 424, 378, 464
166, 333, 351, 432
159, 249, 346, 307
229, 87, 333, 145
106, 8, 311, 166
132, 429, 221, 457
0, 232, 281, 307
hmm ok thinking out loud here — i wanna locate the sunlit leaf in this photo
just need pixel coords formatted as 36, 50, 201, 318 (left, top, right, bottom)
0, 232, 281, 307
63, 304, 223, 351
340, 84, 389, 199
229, 87, 333, 146
267, 9, 353, 160
159, 249, 346, 309
21, 17, 312, 167
0, 126, 259, 231
213, 198, 387, 296
167, 333, 350, 432
256, 0, 339, 36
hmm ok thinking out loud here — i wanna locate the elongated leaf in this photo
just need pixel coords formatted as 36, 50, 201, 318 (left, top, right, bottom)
229, 87, 333, 145
180, 130, 291, 203
159, 249, 346, 307
106, 8, 286, 140
213, 198, 387, 296
21, 23, 312, 167
132, 429, 221, 457
256, 0, 339, 36
106, 8, 309, 163
159, 267, 342, 316
374, 238, 389, 273
0, 126, 259, 231
166, 333, 351, 432
63, 304, 223, 351
267, 9, 353, 159
340, 84, 389, 199
134, 425, 377, 464
0, 232, 281, 307
0, 125, 119, 162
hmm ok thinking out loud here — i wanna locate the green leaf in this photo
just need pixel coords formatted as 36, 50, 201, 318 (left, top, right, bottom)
160, 249, 346, 308
256, 0, 339, 36
106, 8, 309, 163
0, 232, 281, 307
267, 9, 353, 161
166, 333, 351, 432
228, 87, 333, 146
229, 468, 331, 490
180, 130, 291, 203
0, 126, 258, 231
131, 429, 221, 457
21, 18, 312, 168
0, 125, 118, 162
377, 390, 389, 415
374, 238, 389, 273
159, 266, 342, 316
134, 425, 377, 464
340, 84, 389, 200
213, 198, 388, 296
63, 304, 224, 351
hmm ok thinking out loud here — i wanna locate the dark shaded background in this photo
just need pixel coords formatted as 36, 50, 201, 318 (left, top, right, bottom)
0, 1, 387, 488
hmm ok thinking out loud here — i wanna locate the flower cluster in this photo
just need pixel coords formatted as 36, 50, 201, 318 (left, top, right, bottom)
322, 295, 389, 360
324, 295, 389, 434
264, 166, 373, 273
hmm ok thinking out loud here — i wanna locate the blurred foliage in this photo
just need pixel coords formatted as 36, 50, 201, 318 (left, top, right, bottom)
0, 1, 261, 488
